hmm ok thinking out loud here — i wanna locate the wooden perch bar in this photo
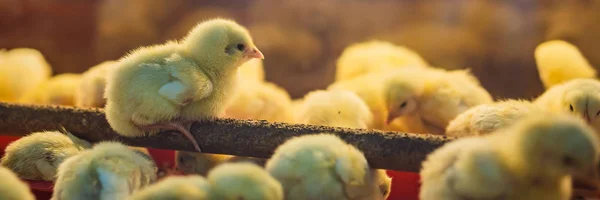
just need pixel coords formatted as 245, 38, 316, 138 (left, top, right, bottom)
0, 102, 452, 172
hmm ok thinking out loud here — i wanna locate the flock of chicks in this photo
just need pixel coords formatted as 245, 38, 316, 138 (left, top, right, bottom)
0, 18, 599, 200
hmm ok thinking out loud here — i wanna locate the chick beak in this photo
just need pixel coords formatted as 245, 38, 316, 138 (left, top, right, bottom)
386, 111, 399, 125
572, 166, 599, 190
243, 47, 264, 59
584, 110, 591, 123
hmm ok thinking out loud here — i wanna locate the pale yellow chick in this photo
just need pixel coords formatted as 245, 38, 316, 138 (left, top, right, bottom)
21, 73, 82, 106
420, 114, 600, 200
1, 131, 91, 181
207, 163, 283, 200
296, 90, 373, 129
129, 175, 210, 200
224, 80, 294, 123
0, 48, 52, 102
52, 142, 157, 200
535, 78, 600, 133
446, 100, 546, 137
535, 40, 596, 89
266, 134, 386, 200
75, 61, 117, 107
335, 40, 429, 81
0, 166, 35, 200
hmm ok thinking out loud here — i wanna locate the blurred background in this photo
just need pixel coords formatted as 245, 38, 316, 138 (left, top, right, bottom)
0, 0, 596, 99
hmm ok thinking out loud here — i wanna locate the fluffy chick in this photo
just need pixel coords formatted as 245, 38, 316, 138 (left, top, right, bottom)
129, 175, 210, 200
20, 73, 82, 106
335, 40, 429, 81
0, 48, 52, 102
535, 78, 600, 133
446, 100, 545, 137
224, 80, 294, 123
1, 131, 92, 181
0, 166, 35, 200
104, 18, 264, 152
207, 163, 283, 200
75, 61, 117, 107
52, 142, 157, 200
420, 114, 600, 200
266, 134, 386, 200
535, 40, 596, 89
296, 90, 373, 129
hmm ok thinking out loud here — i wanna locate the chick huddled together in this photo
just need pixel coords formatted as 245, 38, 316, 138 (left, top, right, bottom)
3, 15, 600, 200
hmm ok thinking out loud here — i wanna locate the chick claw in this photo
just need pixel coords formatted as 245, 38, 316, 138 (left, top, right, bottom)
142, 122, 202, 153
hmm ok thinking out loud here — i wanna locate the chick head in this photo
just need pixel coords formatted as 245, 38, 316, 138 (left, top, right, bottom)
182, 18, 264, 71
384, 76, 424, 124
560, 79, 600, 131
504, 114, 600, 180
207, 163, 283, 200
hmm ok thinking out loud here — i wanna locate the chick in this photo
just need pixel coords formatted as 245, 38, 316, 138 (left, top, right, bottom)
420, 114, 600, 200
535, 40, 596, 89
20, 73, 82, 106
0, 166, 35, 200
335, 40, 429, 81
207, 162, 283, 200
1, 131, 92, 181
104, 18, 264, 152
128, 175, 210, 200
176, 151, 233, 176
446, 100, 546, 137
266, 134, 386, 200
535, 78, 600, 133
0, 48, 52, 102
52, 142, 157, 200
296, 90, 373, 129
224, 80, 294, 123
75, 61, 117, 108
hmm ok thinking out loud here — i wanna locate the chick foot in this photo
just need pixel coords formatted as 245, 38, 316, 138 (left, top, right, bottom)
142, 122, 202, 152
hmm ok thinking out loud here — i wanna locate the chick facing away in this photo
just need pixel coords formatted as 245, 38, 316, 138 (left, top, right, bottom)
104, 18, 264, 153
445, 100, 546, 137
266, 134, 387, 200
296, 89, 373, 129
207, 162, 283, 200
0, 166, 35, 200
52, 142, 157, 200
1, 131, 92, 181
0, 48, 52, 102
129, 175, 211, 200
535, 40, 596, 89
75, 60, 117, 108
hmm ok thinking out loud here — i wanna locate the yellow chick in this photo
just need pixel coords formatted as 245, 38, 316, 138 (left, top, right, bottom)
335, 40, 429, 82
207, 163, 283, 200
296, 89, 373, 129
535, 78, 600, 133
104, 18, 264, 152
52, 142, 157, 200
0, 48, 52, 102
20, 73, 82, 106
176, 151, 233, 176
129, 175, 210, 200
420, 114, 600, 200
266, 134, 386, 200
224, 80, 294, 123
1, 131, 91, 181
535, 40, 596, 89
237, 58, 265, 82
446, 100, 545, 137
0, 166, 35, 200
75, 61, 117, 108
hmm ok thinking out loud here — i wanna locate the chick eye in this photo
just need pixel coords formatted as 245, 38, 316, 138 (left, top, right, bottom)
596, 110, 600, 116
570, 105, 574, 112
399, 101, 407, 109
236, 43, 245, 51
562, 156, 575, 167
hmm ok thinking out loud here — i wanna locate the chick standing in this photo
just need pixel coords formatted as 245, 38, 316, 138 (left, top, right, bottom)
446, 100, 545, 137
420, 114, 600, 200
129, 175, 211, 200
296, 90, 373, 129
207, 163, 283, 200
20, 73, 82, 106
52, 142, 157, 200
266, 134, 386, 200
104, 18, 264, 152
75, 61, 117, 107
535, 40, 596, 89
335, 40, 428, 82
0, 48, 52, 102
535, 79, 600, 133
0, 166, 35, 200
1, 131, 92, 181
